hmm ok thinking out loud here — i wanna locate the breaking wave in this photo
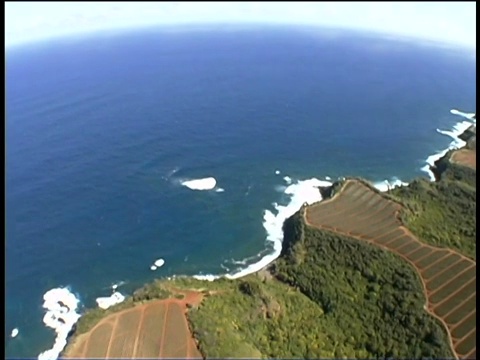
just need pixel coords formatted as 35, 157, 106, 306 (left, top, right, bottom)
181, 177, 217, 191
421, 109, 475, 181
374, 178, 409, 192
96, 292, 125, 310
193, 109, 476, 283
193, 175, 332, 281
38, 287, 81, 360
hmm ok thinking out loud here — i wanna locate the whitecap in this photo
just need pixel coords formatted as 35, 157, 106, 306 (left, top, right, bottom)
150, 265, 157, 271
181, 177, 217, 191
96, 292, 125, 310
11, 328, 19, 338
275, 170, 281, 175
283, 176, 292, 184
215, 188, 225, 192
154, 258, 165, 267
38, 287, 81, 360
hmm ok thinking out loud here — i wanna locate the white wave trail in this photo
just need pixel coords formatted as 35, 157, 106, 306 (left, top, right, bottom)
181, 177, 217, 191
421, 111, 475, 181
450, 109, 475, 121
193, 175, 332, 281
38, 288, 81, 360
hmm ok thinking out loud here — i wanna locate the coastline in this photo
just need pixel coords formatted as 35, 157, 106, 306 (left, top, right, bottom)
42, 109, 476, 360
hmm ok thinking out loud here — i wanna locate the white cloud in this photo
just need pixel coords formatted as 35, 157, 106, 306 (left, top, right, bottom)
5, 1, 476, 48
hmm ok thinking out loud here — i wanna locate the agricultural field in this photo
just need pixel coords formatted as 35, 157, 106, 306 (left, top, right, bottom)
64, 292, 203, 359
451, 148, 476, 170
306, 179, 476, 359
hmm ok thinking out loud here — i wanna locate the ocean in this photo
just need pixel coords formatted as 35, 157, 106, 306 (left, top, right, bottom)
5, 25, 476, 358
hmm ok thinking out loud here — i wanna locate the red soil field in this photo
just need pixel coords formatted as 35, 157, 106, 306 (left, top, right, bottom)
305, 180, 476, 359
450, 149, 476, 170
65, 290, 203, 359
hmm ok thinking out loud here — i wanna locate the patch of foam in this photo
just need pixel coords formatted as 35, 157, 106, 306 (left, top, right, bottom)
111, 281, 126, 291
38, 287, 81, 360
154, 258, 165, 267
220, 263, 230, 272
96, 292, 125, 310
374, 178, 409, 192
192, 274, 219, 281
450, 109, 476, 120
230, 258, 248, 265
181, 177, 217, 191
11, 328, 19, 338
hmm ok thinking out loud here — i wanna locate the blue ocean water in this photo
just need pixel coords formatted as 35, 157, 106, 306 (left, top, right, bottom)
6, 26, 476, 358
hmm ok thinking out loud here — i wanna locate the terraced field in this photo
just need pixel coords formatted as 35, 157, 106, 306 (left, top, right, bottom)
306, 180, 476, 359
65, 291, 203, 359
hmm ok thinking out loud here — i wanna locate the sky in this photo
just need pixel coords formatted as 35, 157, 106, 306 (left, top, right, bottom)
4, 1, 476, 49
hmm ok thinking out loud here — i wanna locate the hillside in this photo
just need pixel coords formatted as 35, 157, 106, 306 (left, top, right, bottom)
63, 126, 475, 359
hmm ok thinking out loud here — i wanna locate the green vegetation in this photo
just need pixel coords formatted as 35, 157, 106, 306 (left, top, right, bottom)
184, 212, 453, 358
388, 169, 476, 260
72, 280, 172, 336
66, 127, 475, 359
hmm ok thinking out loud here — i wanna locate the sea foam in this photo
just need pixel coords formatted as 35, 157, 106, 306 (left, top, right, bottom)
450, 109, 475, 120
421, 109, 475, 181
374, 178, 409, 192
181, 177, 217, 191
38, 288, 81, 360
96, 292, 125, 310
194, 175, 332, 281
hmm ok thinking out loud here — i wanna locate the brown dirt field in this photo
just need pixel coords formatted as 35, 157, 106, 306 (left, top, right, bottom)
84, 322, 113, 358
450, 149, 476, 170
305, 179, 476, 359
64, 289, 203, 359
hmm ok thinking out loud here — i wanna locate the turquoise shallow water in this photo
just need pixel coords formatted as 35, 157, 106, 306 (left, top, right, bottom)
5, 26, 476, 357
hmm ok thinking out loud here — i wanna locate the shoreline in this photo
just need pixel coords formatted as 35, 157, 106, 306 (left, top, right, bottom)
38, 108, 476, 360
195, 109, 476, 282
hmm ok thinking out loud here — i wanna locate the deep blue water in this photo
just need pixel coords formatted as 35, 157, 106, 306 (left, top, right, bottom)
6, 26, 476, 357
